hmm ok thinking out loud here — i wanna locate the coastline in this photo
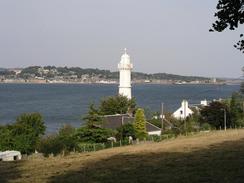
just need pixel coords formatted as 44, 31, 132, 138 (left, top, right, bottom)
0, 81, 230, 85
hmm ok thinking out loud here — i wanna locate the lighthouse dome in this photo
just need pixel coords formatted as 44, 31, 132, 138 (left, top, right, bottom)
120, 48, 131, 65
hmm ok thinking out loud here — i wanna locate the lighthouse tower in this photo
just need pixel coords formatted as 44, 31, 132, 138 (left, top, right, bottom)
118, 48, 133, 99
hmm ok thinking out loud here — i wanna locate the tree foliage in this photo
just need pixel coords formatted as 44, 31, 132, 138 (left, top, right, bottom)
83, 95, 136, 127
37, 134, 64, 157
83, 104, 103, 128
200, 101, 231, 129
133, 108, 147, 139
116, 123, 136, 140
241, 67, 244, 95
0, 125, 14, 151
99, 95, 136, 115
15, 113, 46, 138
229, 92, 244, 126
75, 127, 115, 143
38, 125, 77, 156
211, 0, 244, 51
241, 81, 244, 94
0, 113, 46, 154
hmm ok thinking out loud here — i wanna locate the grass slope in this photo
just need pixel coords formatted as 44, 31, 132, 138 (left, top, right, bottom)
1, 130, 244, 183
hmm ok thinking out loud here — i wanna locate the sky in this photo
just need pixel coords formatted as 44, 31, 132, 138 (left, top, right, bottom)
0, 0, 243, 78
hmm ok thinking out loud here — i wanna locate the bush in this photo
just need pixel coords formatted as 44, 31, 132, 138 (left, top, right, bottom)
76, 143, 105, 152
0, 113, 46, 154
0, 125, 14, 151
38, 125, 77, 156
37, 134, 64, 157
116, 123, 136, 140
201, 123, 211, 131
58, 125, 77, 152
99, 95, 136, 115
75, 127, 116, 143
161, 133, 176, 140
200, 101, 231, 129
147, 135, 161, 142
134, 108, 147, 140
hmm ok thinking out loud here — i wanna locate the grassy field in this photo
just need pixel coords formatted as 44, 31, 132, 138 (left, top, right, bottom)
1, 130, 244, 183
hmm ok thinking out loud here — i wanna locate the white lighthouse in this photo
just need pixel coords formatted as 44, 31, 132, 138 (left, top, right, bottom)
118, 48, 133, 99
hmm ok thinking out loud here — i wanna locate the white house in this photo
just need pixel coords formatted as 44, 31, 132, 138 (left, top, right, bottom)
200, 99, 208, 106
0, 151, 21, 161
173, 100, 193, 119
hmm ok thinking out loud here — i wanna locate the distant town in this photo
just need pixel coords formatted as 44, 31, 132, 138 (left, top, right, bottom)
0, 66, 235, 85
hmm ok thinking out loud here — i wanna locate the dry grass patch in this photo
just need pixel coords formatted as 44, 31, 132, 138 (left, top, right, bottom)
1, 130, 244, 183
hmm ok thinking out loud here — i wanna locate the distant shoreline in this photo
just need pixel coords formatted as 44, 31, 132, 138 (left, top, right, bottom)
0, 81, 235, 85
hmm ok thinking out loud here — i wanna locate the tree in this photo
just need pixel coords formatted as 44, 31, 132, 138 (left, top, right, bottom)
241, 82, 244, 94
99, 95, 136, 115
13, 113, 46, 154
75, 127, 115, 143
116, 123, 136, 140
83, 104, 103, 128
83, 96, 137, 128
0, 113, 46, 154
0, 125, 14, 151
241, 67, 244, 95
58, 124, 77, 152
38, 125, 77, 156
210, 0, 244, 52
229, 92, 244, 126
133, 108, 147, 139
200, 101, 231, 129
37, 134, 64, 157
15, 113, 46, 137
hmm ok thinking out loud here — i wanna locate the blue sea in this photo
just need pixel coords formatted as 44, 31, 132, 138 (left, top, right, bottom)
0, 83, 240, 133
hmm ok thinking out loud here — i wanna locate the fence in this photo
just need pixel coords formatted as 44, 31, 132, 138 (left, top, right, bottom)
75, 134, 179, 153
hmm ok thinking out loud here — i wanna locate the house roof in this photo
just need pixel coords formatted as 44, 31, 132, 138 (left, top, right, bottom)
102, 114, 133, 129
102, 114, 161, 132
146, 122, 161, 132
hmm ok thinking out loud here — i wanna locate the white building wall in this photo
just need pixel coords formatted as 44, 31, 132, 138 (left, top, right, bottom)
118, 49, 133, 99
0, 151, 21, 161
148, 131, 161, 136
119, 69, 131, 88
201, 99, 208, 106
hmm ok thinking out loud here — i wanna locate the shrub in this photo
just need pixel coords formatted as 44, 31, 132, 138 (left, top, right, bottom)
147, 135, 161, 142
134, 108, 147, 140
75, 127, 115, 143
0, 113, 46, 154
77, 143, 105, 152
116, 123, 136, 140
200, 123, 212, 131
38, 125, 77, 156
37, 134, 64, 157
200, 101, 231, 129
0, 125, 14, 151
99, 95, 136, 115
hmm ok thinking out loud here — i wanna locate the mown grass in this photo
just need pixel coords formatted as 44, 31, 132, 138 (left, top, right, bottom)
1, 130, 244, 183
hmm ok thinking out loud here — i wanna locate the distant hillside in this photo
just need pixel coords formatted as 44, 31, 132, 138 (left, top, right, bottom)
17, 66, 210, 82
132, 72, 209, 81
